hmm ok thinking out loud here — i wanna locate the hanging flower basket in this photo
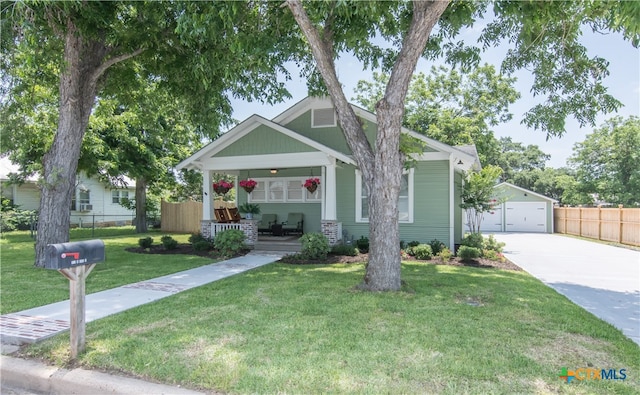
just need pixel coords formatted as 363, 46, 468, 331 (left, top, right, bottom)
213, 180, 234, 195
239, 179, 257, 194
303, 177, 320, 193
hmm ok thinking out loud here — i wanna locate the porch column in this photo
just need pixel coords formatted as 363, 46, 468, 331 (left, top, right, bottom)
202, 169, 213, 220
324, 158, 337, 221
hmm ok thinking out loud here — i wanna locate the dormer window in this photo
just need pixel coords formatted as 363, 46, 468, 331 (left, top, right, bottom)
312, 108, 336, 128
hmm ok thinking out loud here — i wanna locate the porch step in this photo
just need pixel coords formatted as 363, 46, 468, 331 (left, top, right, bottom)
253, 241, 301, 253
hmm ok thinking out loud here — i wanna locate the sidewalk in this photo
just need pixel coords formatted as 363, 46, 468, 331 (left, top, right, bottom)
1, 251, 285, 394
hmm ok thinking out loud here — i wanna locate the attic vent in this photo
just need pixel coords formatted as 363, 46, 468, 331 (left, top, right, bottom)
312, 108, 336, 128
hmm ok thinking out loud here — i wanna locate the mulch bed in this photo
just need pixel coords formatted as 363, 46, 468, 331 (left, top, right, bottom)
125, 244, 522, 271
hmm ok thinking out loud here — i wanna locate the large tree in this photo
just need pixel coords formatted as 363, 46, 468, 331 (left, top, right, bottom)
1, 1, 290, 266
282, 0, 638, 291
353, 65, 519, 166
569, 116, 640, 206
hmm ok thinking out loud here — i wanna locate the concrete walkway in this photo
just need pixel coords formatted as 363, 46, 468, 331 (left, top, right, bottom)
493, 233, 640, 346
1, 251, 286, 394
1, 251, 284, 346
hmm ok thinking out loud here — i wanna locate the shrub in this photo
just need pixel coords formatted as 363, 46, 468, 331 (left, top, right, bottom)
193, 240, 213, 251
138, 237, 153, 249
300, 232, 331, 260
161, 235, 178, 250
331, 243, 359, 256
482, 249, 505, 262
0, 209, 36, 232
484, 234, 505, 253
458, 246, 481, 261
461, 233, 484, 250
399, 240, 406, 250
428, 239, 446, 255
411, 244, 433, 260
407, 240, 421, 248
356, 236, 369, 253
189, 233, 207, 244
214, 229, 246, 257
437, 247, 453, 262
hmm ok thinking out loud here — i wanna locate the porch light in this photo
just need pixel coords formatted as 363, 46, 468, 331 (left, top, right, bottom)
270, 169, 278, 174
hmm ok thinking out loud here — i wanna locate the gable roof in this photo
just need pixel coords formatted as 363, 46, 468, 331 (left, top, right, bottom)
494, 182, 558, 203
176, 114, 356, 171
271, 97, 479, 171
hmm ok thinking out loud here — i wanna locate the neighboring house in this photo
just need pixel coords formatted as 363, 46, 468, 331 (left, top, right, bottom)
465, 182, 557, 234
0, 157, 136, 226
177, 96, 480, 247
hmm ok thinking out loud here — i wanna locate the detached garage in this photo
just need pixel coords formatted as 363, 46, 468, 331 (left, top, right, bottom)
465, 182, 557, 233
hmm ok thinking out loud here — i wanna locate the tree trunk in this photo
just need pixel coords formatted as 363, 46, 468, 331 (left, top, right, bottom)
34, 22, 108, 267
287, 0, 449, 291
135, 176, 147, 233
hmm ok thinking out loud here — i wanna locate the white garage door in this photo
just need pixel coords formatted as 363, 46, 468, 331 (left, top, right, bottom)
464, 207, 503, 232
505, 202, 546, 232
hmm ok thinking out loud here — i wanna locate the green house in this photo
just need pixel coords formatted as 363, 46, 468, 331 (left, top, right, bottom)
177, 97, 480, 248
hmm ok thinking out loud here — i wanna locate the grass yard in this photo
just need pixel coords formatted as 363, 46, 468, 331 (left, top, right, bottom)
21, 258, 640, 394
0, 228, 215, 314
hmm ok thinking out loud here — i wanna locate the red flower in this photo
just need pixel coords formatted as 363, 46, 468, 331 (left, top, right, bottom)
303, 178, 321, 188
239, 179, 257, 188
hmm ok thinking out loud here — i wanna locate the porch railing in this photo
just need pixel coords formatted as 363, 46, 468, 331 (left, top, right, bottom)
210, 223, 243, 239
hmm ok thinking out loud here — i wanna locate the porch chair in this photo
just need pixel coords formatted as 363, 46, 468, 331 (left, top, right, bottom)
281, 213, 304, 235
214, 208, 231, 223
226, 207, 241, 223
258, 214, 278, 235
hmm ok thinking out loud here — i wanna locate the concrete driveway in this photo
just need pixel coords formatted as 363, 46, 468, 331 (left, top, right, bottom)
492, 233, 640, 346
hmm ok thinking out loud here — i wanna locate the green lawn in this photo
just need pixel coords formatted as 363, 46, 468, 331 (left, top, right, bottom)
0, 228, 215, 314
14, 242, 639, 394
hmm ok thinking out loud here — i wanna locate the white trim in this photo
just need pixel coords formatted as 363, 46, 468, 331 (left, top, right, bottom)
449, 157, 455, 249
355, 169, 414, 223
202, 170, 212, 221
201, 152, 335, 171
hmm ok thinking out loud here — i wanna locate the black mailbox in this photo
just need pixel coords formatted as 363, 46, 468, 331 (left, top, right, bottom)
45, 240, 105, 270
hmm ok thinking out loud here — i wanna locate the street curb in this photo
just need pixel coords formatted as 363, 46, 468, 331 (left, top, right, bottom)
1, 355, 206, 394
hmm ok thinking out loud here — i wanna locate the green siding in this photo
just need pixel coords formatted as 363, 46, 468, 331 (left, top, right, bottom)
454, 171, 463, 244
335, 161, 454, 247
217, 125, 315, 157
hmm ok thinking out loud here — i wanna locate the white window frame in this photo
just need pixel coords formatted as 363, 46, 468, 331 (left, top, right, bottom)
248, 177, 322, 203
311, 108, 337, 128
355, 168, 414, 223
111, 190, 130, 204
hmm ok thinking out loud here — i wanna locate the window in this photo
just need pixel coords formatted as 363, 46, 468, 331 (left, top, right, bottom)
356, 169, 413, 223
249, 177, 322, 203
111, 190, 129, 204
311, 108, 336, 128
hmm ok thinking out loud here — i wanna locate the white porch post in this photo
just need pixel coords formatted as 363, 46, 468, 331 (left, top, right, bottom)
202, 170, 213, 221
324, 158, 337, 220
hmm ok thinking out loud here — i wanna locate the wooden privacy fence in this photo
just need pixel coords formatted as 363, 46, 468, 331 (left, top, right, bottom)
161, 200, 234, 234
554, 206, 640, 247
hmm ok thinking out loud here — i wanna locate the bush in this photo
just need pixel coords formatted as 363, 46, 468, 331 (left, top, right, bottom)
331, 243, 359, 256
461, 233, 484, 249
428, 239, 446, 255
300, 232, 331, 260
482, 249, 505, 262
407, 240, 421, 248
161, 235, 178, 250
399, 240, 406, 250
138, 237, 154, 249
410, 244, 433, 260
458, 246, 481, 261
193, 240, 213, 251
356, 236, 369, 253
0, 209, 36, 232
214, 229, 246, 257
484, 234, 505, 253
437, 247, 453, 262
189, 233, 207, 244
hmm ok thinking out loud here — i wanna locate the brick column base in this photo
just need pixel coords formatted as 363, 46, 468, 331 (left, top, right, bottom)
240, 220, 258, 246
321, 220, 342, 246
201, 220, 213, 239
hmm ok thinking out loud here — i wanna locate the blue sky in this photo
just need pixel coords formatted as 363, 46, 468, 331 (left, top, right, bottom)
229, 26, 639, 169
